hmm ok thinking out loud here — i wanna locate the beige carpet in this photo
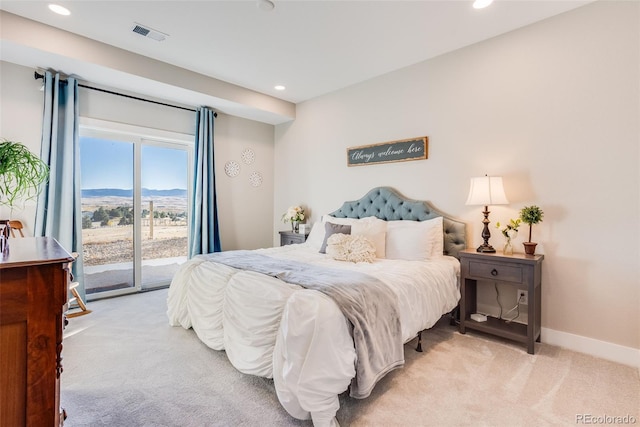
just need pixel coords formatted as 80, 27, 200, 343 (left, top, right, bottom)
61, 289, 639, 426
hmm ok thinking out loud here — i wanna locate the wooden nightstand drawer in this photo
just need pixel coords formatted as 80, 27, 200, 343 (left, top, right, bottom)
279, 231, 309, 246
469, 260, 523, 284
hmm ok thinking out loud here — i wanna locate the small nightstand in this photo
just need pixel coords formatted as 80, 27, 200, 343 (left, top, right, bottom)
279, 230, 309, 246
459, 249, 544, 354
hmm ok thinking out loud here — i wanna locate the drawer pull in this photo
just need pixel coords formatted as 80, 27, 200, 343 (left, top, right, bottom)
468, 261, 523, 283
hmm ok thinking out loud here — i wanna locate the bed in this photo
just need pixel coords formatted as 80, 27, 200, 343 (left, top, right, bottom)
167, 187, 466, 426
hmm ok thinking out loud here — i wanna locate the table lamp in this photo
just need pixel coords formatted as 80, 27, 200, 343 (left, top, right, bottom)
466, 175, 509, 253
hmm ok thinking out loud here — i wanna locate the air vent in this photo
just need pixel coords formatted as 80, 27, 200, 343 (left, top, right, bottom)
131, 23, 168, 42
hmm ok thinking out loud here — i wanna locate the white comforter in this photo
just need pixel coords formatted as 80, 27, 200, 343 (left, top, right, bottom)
167, 243, 460, 426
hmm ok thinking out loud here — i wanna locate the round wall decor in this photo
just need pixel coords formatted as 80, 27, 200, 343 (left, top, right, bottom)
249, 171, 263, 187
241, 148, 255, 165
224, 160, 240, 177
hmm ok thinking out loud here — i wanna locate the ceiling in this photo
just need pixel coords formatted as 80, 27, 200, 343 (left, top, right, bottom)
1, 1, 591, 114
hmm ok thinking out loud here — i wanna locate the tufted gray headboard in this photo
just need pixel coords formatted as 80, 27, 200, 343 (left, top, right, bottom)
329, 187, 466, 259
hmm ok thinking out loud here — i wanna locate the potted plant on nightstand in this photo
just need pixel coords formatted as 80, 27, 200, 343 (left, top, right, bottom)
0, 139, 49, 250
519, 205, 544, 255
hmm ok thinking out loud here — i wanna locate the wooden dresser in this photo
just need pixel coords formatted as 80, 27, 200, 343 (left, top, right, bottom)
0, 237, 74, 426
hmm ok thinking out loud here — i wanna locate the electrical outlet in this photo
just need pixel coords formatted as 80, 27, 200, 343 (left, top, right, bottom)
517, 290, 529, 305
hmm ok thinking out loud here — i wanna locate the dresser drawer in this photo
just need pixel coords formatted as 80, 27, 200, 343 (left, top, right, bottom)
468, 260, 523, 284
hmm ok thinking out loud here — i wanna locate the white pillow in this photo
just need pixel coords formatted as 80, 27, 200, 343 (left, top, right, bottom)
305, 221, 325, 251
385, 217, 443, 261
325, 215, 387, 259
429, 217, 444, 258
326, 233, 376, 263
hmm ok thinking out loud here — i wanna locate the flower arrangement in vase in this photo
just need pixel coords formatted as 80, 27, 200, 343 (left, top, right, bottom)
281, 205, 305, 232
495, 218, 521, 255
519, 205, 544, 255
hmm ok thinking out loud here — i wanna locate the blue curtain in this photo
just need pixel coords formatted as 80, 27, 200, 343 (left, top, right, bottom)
189, 107, 221, 257
35, 71, 85, 300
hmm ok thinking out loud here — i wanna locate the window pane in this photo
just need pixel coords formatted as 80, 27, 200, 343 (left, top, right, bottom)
140, 144, 188, 289
80, 137, 134, 294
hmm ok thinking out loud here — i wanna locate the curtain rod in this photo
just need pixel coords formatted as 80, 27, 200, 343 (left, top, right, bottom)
34, 71, 216, 117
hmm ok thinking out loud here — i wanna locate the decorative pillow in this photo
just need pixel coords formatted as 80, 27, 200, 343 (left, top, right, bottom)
325, 215, 387, 259
323, 215, 358, 226
326, 234, 376, 263
319, 222, 352, 254
386, 217, 444, 261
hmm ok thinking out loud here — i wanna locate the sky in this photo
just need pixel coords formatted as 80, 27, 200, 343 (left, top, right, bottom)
80, 137, 188, 190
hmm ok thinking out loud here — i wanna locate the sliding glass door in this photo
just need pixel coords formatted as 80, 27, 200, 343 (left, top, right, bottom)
80, 120, 192, 299
140, 143, 189, 290
80, 137, 135, 295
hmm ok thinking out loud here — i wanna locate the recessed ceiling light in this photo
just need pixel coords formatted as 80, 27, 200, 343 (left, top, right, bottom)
48, 4, 71, 15
473, 0, 493, 9
274, 85, 286, 91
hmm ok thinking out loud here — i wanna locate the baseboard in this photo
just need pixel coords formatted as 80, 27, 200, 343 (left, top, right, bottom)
473, 302, 639, 368
542, 327, 640, 369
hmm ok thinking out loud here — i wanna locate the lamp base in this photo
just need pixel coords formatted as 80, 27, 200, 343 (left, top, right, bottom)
476, 205, 496, 253
476, 244, 496, 253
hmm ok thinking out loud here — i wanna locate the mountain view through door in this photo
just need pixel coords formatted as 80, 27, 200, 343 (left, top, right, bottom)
80, 134, 190, 296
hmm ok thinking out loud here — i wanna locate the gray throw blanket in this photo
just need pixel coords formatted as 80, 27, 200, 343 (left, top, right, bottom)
199, 250, 404, 399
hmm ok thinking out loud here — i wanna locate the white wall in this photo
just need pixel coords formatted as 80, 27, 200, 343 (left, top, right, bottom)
274, 1, 639, 355
0, 60, 275, 250
0, 61, 44, 226
215, 114, 275, 250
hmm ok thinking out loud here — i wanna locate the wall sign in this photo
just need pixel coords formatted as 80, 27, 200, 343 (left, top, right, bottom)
347, 136, 428, 167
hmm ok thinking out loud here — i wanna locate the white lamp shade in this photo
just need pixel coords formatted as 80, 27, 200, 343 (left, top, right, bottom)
466, 176, 509, 206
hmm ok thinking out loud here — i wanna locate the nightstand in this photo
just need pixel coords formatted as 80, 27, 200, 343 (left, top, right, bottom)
459, 249, 544, 354
279, 230, 309, 246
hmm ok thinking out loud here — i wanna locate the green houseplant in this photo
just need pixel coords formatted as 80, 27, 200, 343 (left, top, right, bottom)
519, 205, 544, 255
0, 139, 49, 248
